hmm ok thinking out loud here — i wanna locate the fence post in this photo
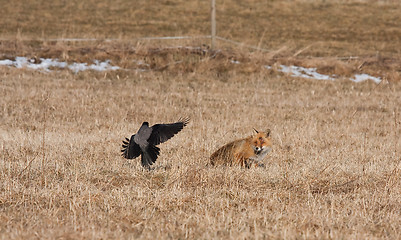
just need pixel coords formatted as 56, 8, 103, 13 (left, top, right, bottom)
211, 0, 216, 49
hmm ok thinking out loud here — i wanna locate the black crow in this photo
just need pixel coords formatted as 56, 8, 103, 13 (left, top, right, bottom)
121, 117, 189, 169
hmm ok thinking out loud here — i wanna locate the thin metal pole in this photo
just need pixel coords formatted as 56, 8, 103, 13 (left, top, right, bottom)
211, 0, 216, 49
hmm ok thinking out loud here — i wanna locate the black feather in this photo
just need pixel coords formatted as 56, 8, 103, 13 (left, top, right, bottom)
141, 145, 160, 168
141, 153, 152, 170
148, 117, 190, 146
121, 118, 188, 170
121, 135, 141, 159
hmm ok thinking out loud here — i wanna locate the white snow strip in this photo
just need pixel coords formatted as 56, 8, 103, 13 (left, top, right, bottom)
279, 65, 335, 80
68, 60, 120, 73
351, 74, 381, 84
0, 57, 120, 73
265, 65, 381, 83
0, 59, 13, 65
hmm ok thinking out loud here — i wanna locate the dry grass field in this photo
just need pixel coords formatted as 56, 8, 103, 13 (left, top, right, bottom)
1, 0, 401, 239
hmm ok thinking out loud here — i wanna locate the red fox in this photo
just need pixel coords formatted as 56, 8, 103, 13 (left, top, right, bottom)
210, 129, 272, 168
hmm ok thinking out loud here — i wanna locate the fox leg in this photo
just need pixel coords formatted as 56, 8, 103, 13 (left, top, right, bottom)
246, 159, 266, 168
253, 160, 266, 168
244, 159, 252, 168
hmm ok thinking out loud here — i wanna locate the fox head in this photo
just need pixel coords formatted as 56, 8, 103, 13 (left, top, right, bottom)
251, 128, 272, 155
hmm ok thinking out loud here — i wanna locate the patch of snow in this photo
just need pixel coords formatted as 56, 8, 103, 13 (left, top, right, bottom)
68, 62, 88, 73
351, 74, 381, 84
0, 57, 120, 73
265, 65, 381, 84
68, 60, 120, 73
0, 59, 14, 66
278, 65, 335, 80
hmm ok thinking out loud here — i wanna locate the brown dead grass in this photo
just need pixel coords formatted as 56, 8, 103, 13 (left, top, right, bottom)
1, 0, 401, 239
1, 67, 401, 239
1, 0, 400, 58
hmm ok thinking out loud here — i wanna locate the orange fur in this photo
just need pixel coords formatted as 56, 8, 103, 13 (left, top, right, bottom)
210, 129, 272, 168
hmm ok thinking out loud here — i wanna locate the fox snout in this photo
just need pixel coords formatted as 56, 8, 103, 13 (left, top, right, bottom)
254, 146, 263, 154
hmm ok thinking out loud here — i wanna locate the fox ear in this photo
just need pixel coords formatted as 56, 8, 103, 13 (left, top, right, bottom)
265, 129, 271, 137
253, 128, 259, 134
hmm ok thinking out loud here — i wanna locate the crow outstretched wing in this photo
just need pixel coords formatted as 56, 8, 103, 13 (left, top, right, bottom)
148, 117, 190, 146
121, 135, 141, 159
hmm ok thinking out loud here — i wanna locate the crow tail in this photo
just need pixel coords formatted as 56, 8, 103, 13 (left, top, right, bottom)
141, 145, 160, 169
